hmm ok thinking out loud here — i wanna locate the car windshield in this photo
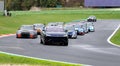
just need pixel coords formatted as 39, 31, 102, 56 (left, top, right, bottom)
46, 28, 64, 32
90, 16, 95, 18
74, 25, 80, 28
65, 26, 74, 30
20, 26, 33, 30
34, 25, 44, 28
87, 23, 93, 26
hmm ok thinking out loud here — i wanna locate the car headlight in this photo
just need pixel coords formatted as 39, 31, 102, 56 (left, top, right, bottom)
75, 28, 78, 30
46, 34, 52, 36
64, 34, 68, 37
16, 31, 21, 34
79, 29, 84, 32
90, 26, 94, 29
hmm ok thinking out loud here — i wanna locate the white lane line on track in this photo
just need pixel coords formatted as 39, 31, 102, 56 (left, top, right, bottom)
0, 46, 24, 50
71, 44, 120, 56
107, 24, 120, 48
0, 34, 92, 66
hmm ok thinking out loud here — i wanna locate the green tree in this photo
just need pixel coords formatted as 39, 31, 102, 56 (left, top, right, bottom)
10, 0, 22, 10
21, 0, 34, 10
5, 0, 84, 10
39, 0, 57, 7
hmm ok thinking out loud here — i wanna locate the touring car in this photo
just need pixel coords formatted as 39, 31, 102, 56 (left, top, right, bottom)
40, 26, 68, 46
87, 22, 95, 32
64, 25, 77, 39
87, 15, 97, 22
16, 25, 37, 39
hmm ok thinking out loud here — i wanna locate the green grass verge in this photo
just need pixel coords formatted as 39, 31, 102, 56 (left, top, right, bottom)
0, 52, 81, 66
0, 9, 120, 34
110, 29, 120, 45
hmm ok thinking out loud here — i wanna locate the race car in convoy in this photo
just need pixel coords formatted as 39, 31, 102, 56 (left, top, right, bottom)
87, 15, 97, 22
16, 25, 37, 39
64, 25, 77, 39
40, 26, 68, 46
33, 24, 45, 35
73, 24, 85, 35
79, 22, 89, 34
87, 22, 95, 32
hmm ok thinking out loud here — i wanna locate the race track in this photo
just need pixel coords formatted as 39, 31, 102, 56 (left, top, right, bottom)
0, 20, 120, 66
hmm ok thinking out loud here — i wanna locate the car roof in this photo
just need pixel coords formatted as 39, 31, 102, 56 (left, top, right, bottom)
46, 26, 64, 32
21, 25, 33, 27
20, 25, 34, 30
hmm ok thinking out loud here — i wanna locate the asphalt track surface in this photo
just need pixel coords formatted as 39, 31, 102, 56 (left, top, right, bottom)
0, 20, 120, 66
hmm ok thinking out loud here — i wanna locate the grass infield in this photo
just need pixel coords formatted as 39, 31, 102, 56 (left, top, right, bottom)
0, 9, 120, 34
110, 29, 120, 45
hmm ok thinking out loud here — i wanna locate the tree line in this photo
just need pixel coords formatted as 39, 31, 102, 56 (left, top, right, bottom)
5, 0, 84, 10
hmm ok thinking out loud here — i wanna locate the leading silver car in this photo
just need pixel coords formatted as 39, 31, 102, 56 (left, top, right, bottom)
16, 25, 37, 39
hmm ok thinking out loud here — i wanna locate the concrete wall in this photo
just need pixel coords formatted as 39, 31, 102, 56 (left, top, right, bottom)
85, 0, 120, 7
0, 1, 4, 12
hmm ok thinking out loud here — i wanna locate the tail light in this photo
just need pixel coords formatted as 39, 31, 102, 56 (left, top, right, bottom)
17, 34, 21, 38
30, 34, 33, 38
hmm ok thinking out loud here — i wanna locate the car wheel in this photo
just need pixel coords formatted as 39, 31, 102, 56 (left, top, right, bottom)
75, 36, 77, 39
43, 40, 48, 45
94, 19, 96, 22
63, 42, 68, 46
87, 19, 90, 22
40, 39, 43, 44
64, 43, 68, 46
16, 36, 18, 38
73, 36, 77, 39
88, 29, 90, 32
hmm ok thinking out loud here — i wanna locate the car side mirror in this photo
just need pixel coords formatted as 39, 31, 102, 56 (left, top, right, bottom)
42, 28, 46, 31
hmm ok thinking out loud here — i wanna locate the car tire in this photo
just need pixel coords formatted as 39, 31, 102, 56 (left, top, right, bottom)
95, 19, 97, 22
40, 39, 43, 44
64, 43, 68, 46
43, 40, 48, 45
75, 36, 77, 39
88, 29, 90, 32
73, 36, 77, 39
63, 42, 68, 46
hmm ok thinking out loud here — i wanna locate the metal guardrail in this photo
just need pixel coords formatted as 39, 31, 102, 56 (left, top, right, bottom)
0, 1, 4, 12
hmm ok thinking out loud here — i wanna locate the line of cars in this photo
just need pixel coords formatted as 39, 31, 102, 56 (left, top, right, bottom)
64, 20, 95, 38
16, 16, 97, 46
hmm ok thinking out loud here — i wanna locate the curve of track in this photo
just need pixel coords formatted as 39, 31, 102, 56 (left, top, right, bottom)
0, 20, 120, 66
